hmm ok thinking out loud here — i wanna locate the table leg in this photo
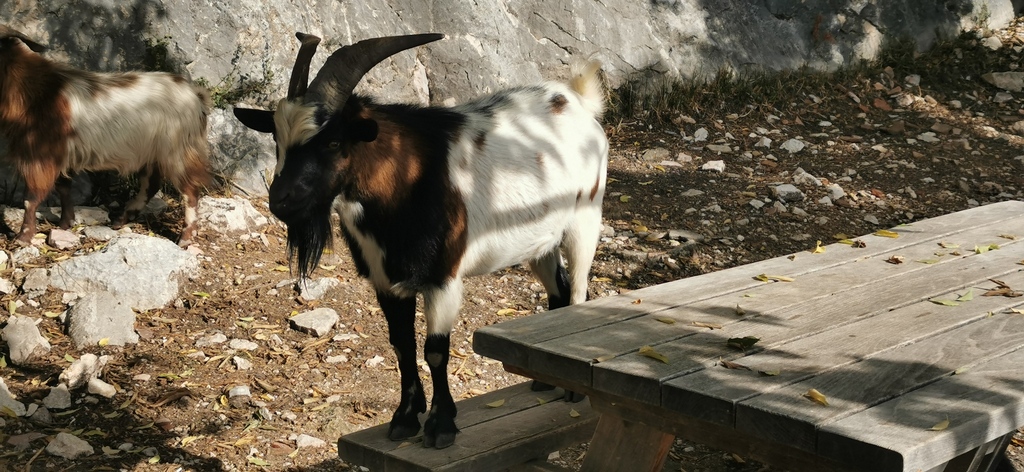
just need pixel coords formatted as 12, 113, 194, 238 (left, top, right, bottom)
580, 412, 675, 472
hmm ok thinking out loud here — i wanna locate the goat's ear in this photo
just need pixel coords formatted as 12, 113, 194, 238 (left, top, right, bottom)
233, 107, 276, 134
350, 118, 379, 143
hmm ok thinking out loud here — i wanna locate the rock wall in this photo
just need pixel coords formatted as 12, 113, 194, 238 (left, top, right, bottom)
2, 0, 1022, 200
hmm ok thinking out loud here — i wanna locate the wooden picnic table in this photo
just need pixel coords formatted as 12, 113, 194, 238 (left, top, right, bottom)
474, 200, 1024, 472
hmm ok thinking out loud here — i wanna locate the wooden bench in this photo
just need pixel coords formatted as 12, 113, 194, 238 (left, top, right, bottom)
337, 382, 598, 471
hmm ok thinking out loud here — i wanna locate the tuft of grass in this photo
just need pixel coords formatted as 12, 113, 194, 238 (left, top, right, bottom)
194, 68, 275, 110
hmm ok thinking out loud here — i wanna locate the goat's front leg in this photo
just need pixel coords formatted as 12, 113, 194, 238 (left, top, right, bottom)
17, 163, 59, 244
379, 292, 426, 441
55, 174, 76, 229
422, 279, 463, 449
115, 165, 160, 229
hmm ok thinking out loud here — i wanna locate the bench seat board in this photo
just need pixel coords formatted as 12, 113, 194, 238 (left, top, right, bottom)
473, 201, 1024, 368
817, 345, 1024, 471
338, 382, 598, 472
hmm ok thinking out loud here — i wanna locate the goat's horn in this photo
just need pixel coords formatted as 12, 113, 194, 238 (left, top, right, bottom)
306, 33, 444, 111
287, 32, 322, 100
0, 25, 47, 53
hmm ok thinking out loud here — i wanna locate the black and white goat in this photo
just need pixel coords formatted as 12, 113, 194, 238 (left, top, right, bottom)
0, 25, 211, 246
234, 33, 608, 449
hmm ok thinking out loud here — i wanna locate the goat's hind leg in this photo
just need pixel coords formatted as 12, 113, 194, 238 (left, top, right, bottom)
114, 165, 160, 229
16, 162, 60, 244
55, 174, 76, 229
379, 292, 427, 441
528, 251, 586, 402
422, 280, 463, 449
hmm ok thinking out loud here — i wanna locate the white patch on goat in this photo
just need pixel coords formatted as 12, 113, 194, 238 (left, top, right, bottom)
63, 73, 207, 178
423, 278, 463, 335
335, 200, 416, 298
448, 84, 608, 282
273, 99, 320, 174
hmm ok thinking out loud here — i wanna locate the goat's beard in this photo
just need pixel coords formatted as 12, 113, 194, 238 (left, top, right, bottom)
282, 206, 334, 279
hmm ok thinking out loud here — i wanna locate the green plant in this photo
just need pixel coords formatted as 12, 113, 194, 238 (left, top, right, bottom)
194, 67, 275, 110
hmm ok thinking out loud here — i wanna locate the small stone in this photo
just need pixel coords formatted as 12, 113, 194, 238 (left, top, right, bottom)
792, 168, 822, 187
755, 136, 772, 148
83, 226, 119, 241
20, 268, 49, 298
133, 374, 151, 382
773, 184, 805, 202
2, 315, 51, 364
641, 147, 671, 161
228, 385, 251, 398
289, 308, 340, 337
676, 153, 693, 163
700, 160, 725, 173
196, 332, 228, 347
780, 139, 805, 154
60, 354, 109, 390
994, 91, 1014, 103
29, 407, 52, 425
705, 144, 732, 153
981, 72, 1024, 92
0, 377, 27, 417
749, 199, 765, 209
46, 432, 94, 459
864, 215, 880, 225
229, 338, 259, 351
916, 132, 940, 143
294, 433, 327, 448
0, 277, 13, 295
680, 189, 705, 197
87, 378, 117, 398
47, 228, 79, 250
931, 123, 953, 134
365, 355, 386, 368
297, 277, 341, 300
693, 127, 709, 142
982, 36, 1003, 50
43, 383, 72, 410
233, 356, 253, 370
12, 246, 41, 264
326, 355, 349, 364
826, 183, 846, 200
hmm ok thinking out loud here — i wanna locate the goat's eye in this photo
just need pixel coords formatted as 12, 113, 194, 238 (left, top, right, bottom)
329, 142, 340, 149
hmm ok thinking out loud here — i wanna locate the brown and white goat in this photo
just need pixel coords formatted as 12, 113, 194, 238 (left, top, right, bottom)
234, 33, 608, 449
0, 25, 211, 246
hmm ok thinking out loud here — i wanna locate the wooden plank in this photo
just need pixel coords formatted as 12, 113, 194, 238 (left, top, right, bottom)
473, 201, 1024, 367
817, 343, 1024, 472
576, 233, 1024, 403
659, 270, 1024, 426
733, 309, 1024, 453
338, 382, 578, 471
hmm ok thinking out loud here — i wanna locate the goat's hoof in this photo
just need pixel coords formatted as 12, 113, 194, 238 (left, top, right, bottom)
564, 390, 586, 403
530, 380, 556, 391
423, 415, 458, 449
387, 419, 421, 441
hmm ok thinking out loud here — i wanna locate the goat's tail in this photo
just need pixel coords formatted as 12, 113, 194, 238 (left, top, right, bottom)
569, 59, 605, 118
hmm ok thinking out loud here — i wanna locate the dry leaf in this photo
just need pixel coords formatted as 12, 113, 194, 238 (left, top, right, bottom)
754, 273, 794, 283
975, 244, 999, 254
886, 255, 904, 264
956, 289, 974, 302
852, 239, 867, 248
719, 359, 751, 370
486, 399, 506, 408
930, 299, 960, 306
837, 239, 855, 245
727, 336, 760, 351
692, 321, 723, 330
938, 241, 959, 249
758, 369, 781, 376
631, 299, 642, 305
496, 308, 517, 316
917, 259, 940, 264
998, 234, 1018, 240
638, 345, 669, 364
810, 240, 826, 254
619, 195, 631, 203
874, 230, 899, 238
803, 388, 829, 406
593, 354, 615, 363
569, 409, 581, 418
655, 317, 676, 324
929, 418, 950, 431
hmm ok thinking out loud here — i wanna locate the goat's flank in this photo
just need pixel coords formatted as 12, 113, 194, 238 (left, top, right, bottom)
0, 25, 211, 245
234, 33, 608, 449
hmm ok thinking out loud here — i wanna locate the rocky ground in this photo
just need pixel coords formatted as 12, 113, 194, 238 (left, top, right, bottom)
3, 21, 1024, 472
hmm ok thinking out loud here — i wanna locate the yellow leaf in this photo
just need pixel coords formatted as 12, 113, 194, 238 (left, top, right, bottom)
537, 397, 550, 405
274, 265, 289, 272
7, 300, 15, 315
102, 411, 121, 419
496, 308, 517, 316
569, 408, 581, 418
43, 311, 62, 318
938, 241, 960, 249
930, 299, 960, 306
148, 455, 161, 464
619, 195, 631, 203
874, 230, 899, 238
102, 446, 121, 456
692, 321, 723, 330
957, 289, 974, 302
631, 298, 642, 304
998, 234, 1018, 240
1010, 308, 1024, 315
954, 366, 970, 375
486, 399, 506, 408
593, 354, 615, 363
219, 395, 229, 407
0, 356, 5, 368
929, 418, 950, 431
638, 345, 669, 364
754, 273, 794, 283
833, 233, 849, 240
192, 291, 211, 298
803, 388, 829, 406
247, 456, 270, 466
654, 317, 676, 324
238, 316, 255, 322
654, 165, 666, 172
98, 338, 109, 347
64, 354, 75, 363
592, 277, 612, 283
836, 238, 855, 245
758, 369, 781, 376
638, 181, 654, 186
810, 240, 826, 254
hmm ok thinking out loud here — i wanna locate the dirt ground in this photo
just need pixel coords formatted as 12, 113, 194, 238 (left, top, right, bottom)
3, 21, 1024, 472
